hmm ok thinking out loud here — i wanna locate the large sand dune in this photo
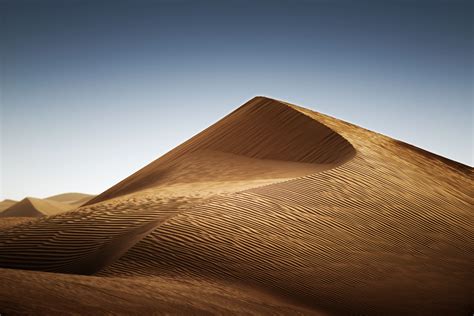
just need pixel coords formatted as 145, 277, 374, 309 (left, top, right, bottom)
0, 97, 472, 315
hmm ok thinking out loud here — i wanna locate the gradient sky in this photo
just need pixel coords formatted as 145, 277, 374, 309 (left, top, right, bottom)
0, 0, 472, 200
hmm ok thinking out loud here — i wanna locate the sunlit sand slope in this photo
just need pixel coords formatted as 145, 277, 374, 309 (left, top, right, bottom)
0, 97, 471, 315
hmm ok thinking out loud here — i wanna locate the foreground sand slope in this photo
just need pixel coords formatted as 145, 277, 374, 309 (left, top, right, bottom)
0, 268, 321, 315
0, 97, 472, 315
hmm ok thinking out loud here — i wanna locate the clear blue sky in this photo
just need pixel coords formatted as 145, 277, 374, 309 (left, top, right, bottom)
1, 0, 472, 200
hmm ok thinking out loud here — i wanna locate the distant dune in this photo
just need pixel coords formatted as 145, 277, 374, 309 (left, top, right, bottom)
0, 199, 17, 212
0, 193, 96, 222
0, 97, 472, 315
0, 197, 74, 218
46, 192, 95, 207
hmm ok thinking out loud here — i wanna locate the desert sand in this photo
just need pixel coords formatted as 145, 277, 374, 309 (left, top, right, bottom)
45, 192, 95, 207
0, 97, 472, 315
0, 193, 94, 221
0, 199, 17, 212
0, 197, 74, 217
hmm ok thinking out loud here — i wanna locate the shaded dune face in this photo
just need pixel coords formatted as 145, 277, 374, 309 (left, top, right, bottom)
0, 97, 472, 315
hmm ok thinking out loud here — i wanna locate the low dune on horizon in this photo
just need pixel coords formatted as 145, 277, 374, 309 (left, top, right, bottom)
0, 193, 95, 217
0, 199, 17, 213
45, 192, 95, 207
0, 97, 472, 315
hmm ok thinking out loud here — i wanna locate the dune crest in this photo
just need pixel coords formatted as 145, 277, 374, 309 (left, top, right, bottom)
46, 192, 95, 206
86, 97, 355, 204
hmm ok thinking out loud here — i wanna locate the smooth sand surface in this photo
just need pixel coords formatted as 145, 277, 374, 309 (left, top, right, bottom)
0, 197, 75, 218
0, 97, 472, 315
0, 199, 17, 212
0, 193, 96, 220
46, 192, 95, 207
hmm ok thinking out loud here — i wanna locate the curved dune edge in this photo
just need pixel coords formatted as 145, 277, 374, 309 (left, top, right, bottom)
0, 96, 472, 315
